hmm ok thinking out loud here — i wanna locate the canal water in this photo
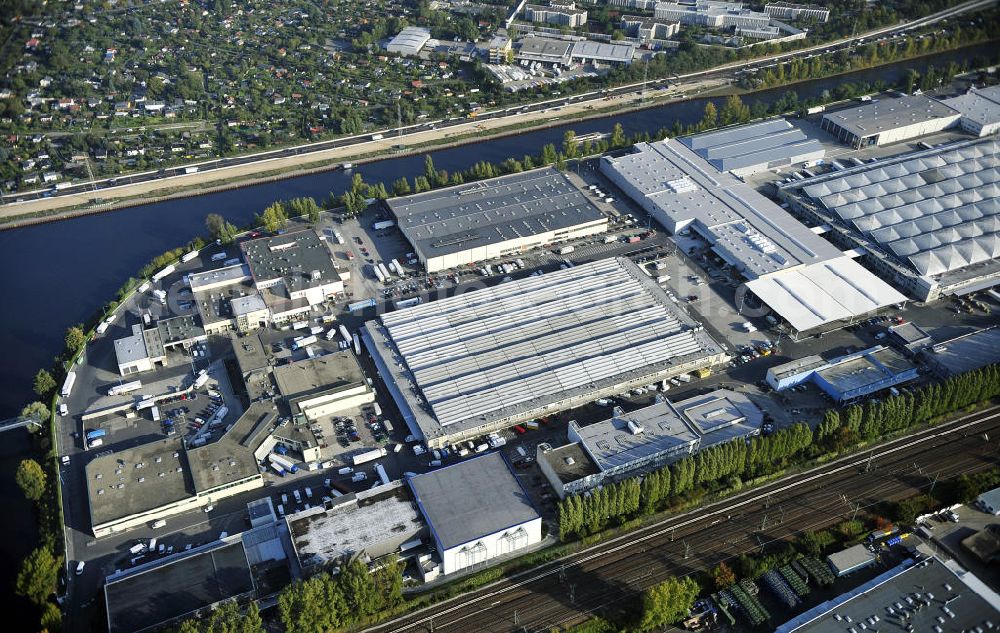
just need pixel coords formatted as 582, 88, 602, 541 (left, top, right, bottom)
0, 43, 992, 610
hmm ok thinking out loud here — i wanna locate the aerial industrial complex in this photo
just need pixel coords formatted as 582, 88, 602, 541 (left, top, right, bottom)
364, 257, 728, 448
52, 67, 1000, 633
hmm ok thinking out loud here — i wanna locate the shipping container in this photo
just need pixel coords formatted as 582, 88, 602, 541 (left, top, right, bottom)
270, 454, 299, 473
292, 335, 318, 350
557, 245, 575, 255
210, 253, 227, 262
181, 250, 199, 263
373, 220, 395, 230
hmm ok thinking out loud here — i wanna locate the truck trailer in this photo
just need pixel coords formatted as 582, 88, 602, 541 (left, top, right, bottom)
352, 447, 387, 466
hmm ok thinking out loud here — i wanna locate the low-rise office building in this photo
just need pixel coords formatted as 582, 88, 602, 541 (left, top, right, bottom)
408, 453, 542, 575
241, 230, 344, 322
274, 350, 375, 423
487, 35, 512, 63
570, 40, 635, 66
113, 316, 206, 376
516, 36, 574, 66
620, 16, 681, 42
940, 85, 1000, 137
654, 1, 771, 29
541, 390, 761, 497
85, 404, 272, 537
388, 167, 607, 273
767, 345, 917, 402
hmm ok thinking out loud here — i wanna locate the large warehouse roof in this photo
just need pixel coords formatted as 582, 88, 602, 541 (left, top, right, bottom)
922, 326, 1000, 376
409, 453, 538, 550
798, 137, 1000, 278
820, 94, 960, 140
570, 40, 635, 63
679, 119, 825, 174
386, 27, 431, 55
602, 140, 906, 331
388, 167, 606, 260
365, 257, 724, 442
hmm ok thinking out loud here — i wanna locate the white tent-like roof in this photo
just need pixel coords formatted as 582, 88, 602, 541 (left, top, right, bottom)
746, 256, 907, 332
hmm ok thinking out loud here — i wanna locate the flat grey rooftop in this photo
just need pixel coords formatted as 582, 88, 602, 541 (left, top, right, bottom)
676, 389, 764, 434
941, 85, 1000, 128
105, 542, 254, 633
115, 325, 149, 365
815, 347, 915, 393
571, 403, 700, 471
768, 355, 826, 381
775, 557, 1000, 633
273, 350, 366, 400
821, 94, 960, 139
573, 389, 760, 471
887, 321, 931, 345
570, 40, 635, 62
86, 437, 192, 527
409, 452, 539, 550
232, 293, 267, 316
368, 257, 723, 439
156, 315, 204, 346
288, 482, 424, 568
241, 230, 339, 294
922, 326, 1000, 376
540, 443, 601, 484
517, 36, 572, 58
187, 264, 249, 292
187, 418, 263, 494
388, 167, 606, 260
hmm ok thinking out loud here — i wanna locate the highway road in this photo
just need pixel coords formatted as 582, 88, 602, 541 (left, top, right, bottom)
365, 406, 1000, 633
3, 0, 995, 209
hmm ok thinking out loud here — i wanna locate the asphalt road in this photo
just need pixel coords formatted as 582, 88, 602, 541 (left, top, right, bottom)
4, 0, 993, 208
364, 405, 1000, 633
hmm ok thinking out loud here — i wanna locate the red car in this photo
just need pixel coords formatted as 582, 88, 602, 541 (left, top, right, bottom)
248, 231, 262, 238
513, 425, 527, 434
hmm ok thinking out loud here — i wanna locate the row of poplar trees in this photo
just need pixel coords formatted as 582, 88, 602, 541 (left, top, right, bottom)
558, 363, 1000, 542
558, 423, 813, 540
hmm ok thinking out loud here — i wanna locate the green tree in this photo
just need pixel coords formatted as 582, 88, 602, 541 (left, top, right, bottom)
256, 202, 288, 233
65, 325, 86, 355
33, 369, 56, 398
562, 130, 579, 159
21, 401, 50, 425
423, 155, 437, 184
206, 213, 239, 244
392, 177, 412, 196
540, 143, 559, 165
41, 602, 62, 631
700, 101, 718, 130
16, 545, 61, 606
373, 554, 404, 609
340, 558, 381, 616
610, 122, 626, 148
278, 573, 348, 633
637, 576, 699, 631
16, 458, 46, 502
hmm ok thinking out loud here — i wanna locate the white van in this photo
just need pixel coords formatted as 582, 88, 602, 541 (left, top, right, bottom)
150, 519, 166, 529
75, 561, 86, 575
